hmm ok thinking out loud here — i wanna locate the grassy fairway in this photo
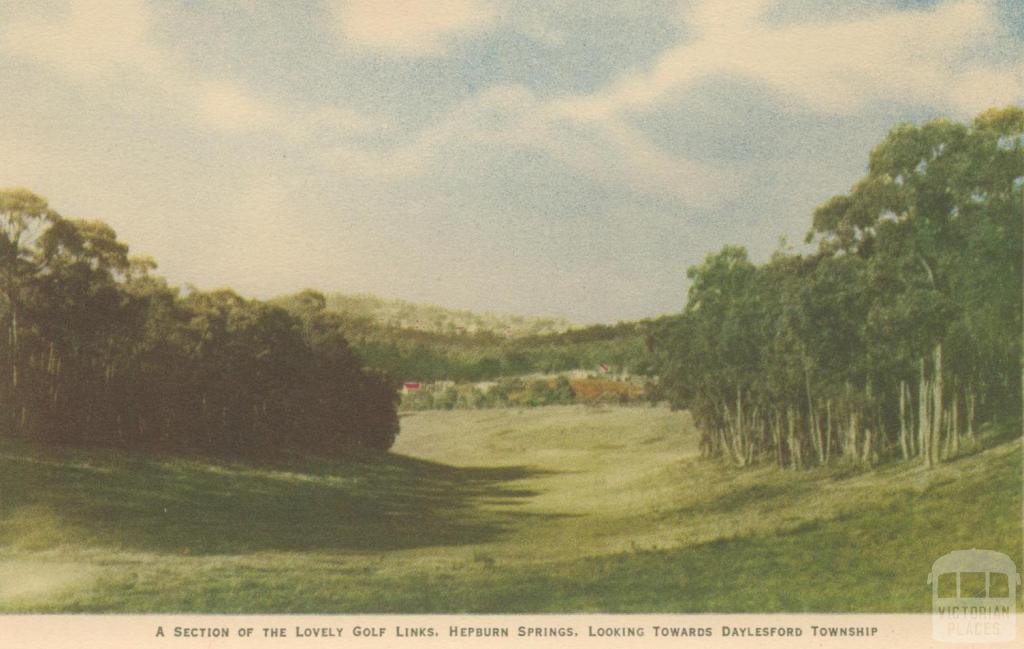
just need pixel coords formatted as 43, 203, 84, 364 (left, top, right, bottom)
0, 405, 1019, 612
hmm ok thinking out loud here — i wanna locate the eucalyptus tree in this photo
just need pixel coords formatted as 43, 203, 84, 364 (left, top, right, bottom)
0, 189, 403, 456
652, 107, 1022, 471
0, 189, 60, 432
808, 106, 1023, 466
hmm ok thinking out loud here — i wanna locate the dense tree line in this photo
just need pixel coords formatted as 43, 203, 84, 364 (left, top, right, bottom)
307, 313, 656, 383
0, 192, 399, 456
402, 376, 578, 410
400, 375, 651, 411
650, 107, 1023, 469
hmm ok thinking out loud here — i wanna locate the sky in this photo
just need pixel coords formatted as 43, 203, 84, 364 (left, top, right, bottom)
1, 0, 1021, 323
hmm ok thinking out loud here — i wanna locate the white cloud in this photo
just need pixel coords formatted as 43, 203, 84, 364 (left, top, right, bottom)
946, 67, 1024, 115
5, 0, 1017, 227
327, 0, 495, 56
0, 0, 374, 138
552, 0, 1023, 119
1, 0, 167, 80
318, 85, 729, 204
195, 82, 279, 132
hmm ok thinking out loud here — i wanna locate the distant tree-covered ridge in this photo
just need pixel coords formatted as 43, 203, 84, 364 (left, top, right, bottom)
275, 291, 660, 384
399, 374, 652, 411
650, 106, 1023, 469
324, 292, 573, 337
0, 192, 399, 455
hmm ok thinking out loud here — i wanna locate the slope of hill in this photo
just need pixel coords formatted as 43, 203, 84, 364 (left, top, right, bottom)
1, 406, 1018, 612
324, 293, 573, 337
275, 291, 659, 382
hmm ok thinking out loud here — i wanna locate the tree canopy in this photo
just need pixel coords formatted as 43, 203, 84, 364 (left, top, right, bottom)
651, 106, 1023, 468
0, 194, 400, 456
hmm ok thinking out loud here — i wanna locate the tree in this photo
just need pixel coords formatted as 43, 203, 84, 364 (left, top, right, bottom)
0, 190, 403, 457
652, 107, 1023, 470
808, 106, 1023, 466
0, 189, 59, 433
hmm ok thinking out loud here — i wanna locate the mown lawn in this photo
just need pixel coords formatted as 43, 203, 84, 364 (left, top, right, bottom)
0, 406, 1019, 612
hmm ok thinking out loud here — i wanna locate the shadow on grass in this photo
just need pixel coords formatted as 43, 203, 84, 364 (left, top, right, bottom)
562, 444, 1023, 613
0, 444, 563, 555
670, 481, 815, 517
386, 442, 1022, 614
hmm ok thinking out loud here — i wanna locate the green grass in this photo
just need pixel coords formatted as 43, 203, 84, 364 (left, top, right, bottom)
0, 405, 1019, 612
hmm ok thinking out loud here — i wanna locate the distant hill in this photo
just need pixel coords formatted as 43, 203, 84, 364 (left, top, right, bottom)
274, 291, 658, 383
324, 293, 573, 338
